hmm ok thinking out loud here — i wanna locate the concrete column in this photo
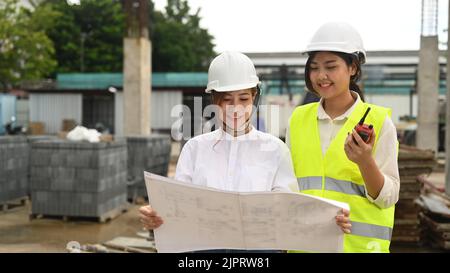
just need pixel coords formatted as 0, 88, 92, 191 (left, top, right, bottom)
123, 37, 151, 136
417, 35, 439, 153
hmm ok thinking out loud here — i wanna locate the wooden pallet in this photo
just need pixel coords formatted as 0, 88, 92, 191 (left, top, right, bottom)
399, 168, 433, 177
29, 203, 131, 223
398, 145, 435, 158
391, 236, 421, 243
395, 218, 420, 226
393, 230, 421, 238
128, 196, 148, 205
419, 213, 450, 250
426, 234, 450, 250
420, 213, 450, 231
0, 196, 29, 213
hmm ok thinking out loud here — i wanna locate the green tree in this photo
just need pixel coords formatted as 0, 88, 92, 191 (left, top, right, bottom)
0, 0, 57, 91
152, 0, 216, 72
43, 0, 125, 73
42, 0, 215, 73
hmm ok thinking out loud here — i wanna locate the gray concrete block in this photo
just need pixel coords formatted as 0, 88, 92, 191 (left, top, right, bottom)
126, 135, 171, 198
0, 136, 29, 204
29, 139, 128, 218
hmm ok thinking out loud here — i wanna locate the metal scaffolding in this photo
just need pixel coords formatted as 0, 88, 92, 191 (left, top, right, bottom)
421, 0, 439, 37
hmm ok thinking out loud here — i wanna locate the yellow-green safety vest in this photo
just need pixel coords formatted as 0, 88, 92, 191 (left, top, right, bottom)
289, 100, 396, 253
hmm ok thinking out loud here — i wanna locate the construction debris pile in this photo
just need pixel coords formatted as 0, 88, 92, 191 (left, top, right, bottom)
417, 176, 450, 250
392, 145, 436, 245
67, 232, 157, 253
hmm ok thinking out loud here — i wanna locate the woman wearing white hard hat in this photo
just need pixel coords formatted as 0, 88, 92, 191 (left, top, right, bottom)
287, 22, 400, 253
140, 51, 351, 252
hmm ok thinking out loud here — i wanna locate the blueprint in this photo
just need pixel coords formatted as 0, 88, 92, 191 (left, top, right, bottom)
144, 172, 349, 253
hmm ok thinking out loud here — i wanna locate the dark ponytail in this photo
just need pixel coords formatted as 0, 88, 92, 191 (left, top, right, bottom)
304, 51, 365, 102
349, 81, 365, 102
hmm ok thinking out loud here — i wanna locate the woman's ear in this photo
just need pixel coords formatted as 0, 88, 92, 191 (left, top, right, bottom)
350, 62, 357, 77
250, 89, 257, 101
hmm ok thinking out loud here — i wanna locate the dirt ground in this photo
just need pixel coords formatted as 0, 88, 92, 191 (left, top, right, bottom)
0, 202, 442, 253
0, 202, 147, 253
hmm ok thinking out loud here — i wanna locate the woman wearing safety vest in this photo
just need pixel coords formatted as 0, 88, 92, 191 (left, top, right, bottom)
140, 51, 351, 252
287, 22, 400, 253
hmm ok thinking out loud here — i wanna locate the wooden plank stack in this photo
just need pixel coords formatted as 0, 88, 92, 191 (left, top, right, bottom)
392, 145, 436, 244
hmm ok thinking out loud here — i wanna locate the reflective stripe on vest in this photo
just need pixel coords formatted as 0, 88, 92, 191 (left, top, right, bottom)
351, 221, 393, 241
297, 177, 322, 191
297, 177, 366, 197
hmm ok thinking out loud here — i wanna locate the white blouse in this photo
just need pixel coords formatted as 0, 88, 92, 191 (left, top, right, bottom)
175, 127, 298, 193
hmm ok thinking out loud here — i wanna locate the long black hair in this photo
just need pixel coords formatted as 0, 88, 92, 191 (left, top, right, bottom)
304, 51, 365, 102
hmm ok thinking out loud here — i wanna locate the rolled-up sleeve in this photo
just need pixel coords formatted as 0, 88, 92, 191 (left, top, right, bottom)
365, 117, 400, 209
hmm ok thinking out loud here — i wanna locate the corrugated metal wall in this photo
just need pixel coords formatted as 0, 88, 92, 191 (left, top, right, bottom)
29, 94, 82, 134
0, 95, 17, 135
151, 91, 183, 129
16, 99, 29, 127
115, 90, 183, 136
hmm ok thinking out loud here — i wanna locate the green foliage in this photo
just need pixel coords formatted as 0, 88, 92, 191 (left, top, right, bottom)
43, 0, 125, 73
43, 0, 215, 73
152, 0, 215, 72
0, 0, 58, 90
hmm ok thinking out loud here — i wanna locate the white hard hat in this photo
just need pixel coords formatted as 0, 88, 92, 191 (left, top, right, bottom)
205, 51, 259, 93
303, 22, 366, 64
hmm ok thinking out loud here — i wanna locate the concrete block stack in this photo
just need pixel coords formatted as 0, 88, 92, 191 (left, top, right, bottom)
0, 136, 29, 205
30, 139, 128, 218
26, 135, 57, 195
126, 135, 171, 200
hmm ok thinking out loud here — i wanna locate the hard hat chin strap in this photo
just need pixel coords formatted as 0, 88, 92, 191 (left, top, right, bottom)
222, 119, 252, 137
253, 84, 261, 131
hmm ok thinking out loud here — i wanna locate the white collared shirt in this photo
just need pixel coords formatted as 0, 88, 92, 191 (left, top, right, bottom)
175, 127, 298, 193
286, 92, 400, 209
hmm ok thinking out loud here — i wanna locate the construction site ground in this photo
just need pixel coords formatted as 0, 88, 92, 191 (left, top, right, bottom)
0, 161, 446, 253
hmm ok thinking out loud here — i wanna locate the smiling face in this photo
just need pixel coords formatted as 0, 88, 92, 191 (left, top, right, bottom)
307, 51, 357, 100
212, 89, 256, 131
